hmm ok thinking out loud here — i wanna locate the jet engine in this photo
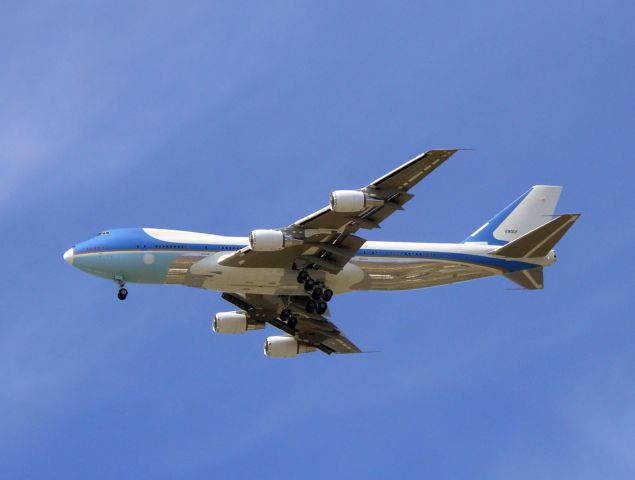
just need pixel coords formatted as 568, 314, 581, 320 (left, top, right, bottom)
329, 190, 384, 213
213, 311, 265, 334
263, 336, 316, 357
249, 229, 285, 251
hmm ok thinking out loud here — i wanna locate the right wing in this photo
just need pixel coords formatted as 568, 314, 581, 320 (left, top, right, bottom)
295, 148, 458, 231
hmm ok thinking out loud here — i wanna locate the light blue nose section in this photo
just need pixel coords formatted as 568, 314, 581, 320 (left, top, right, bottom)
63, 248, 74, 265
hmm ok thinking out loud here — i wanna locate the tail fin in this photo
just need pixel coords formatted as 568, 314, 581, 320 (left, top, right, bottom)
493, 213, 580, 258
463, 186, 563, 245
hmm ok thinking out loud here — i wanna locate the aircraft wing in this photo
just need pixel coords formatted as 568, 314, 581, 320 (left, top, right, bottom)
219, 149, 458, 272
221, 292, 361, 354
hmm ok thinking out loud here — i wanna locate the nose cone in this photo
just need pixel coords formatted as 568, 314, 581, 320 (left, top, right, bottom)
63, 248, 74, 265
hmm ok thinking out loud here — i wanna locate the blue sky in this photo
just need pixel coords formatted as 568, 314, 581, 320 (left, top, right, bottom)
1, 1, 634, 478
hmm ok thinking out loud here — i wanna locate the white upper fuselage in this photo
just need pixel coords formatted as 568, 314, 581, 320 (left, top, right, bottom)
64, 228, 552, 296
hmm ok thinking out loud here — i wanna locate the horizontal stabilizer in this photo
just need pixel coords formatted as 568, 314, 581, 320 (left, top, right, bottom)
494, 214, 580, 258
505, 267, 544, 290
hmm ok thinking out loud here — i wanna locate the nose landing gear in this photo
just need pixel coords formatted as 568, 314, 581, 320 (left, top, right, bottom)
115, 277, 128, 301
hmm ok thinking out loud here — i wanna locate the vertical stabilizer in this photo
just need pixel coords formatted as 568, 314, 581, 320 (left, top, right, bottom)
463, 186, 562, 245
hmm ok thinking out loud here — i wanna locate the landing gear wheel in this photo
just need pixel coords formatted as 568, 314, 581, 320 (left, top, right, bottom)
297, 271, 309, 284
287, 316, 298, 329
323, 289, 333, 302
306, 300, 317, 313
280, 308, 291, 321
311, 287, 323, 301
304, 278, 315, 292
117, 288, 128, 301
316, 301, 327, 315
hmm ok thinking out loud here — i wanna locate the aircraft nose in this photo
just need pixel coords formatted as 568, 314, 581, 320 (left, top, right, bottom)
63, 248, 74, 265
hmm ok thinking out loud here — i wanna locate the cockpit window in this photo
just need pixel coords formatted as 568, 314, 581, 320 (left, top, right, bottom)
97, 231, 110, 236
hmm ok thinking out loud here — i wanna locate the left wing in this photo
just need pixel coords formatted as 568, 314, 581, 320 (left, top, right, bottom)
219, 148, 458, 273
221, 292, 361, 354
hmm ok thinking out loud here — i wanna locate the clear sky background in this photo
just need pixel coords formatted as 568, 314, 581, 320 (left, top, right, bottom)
1, 1, 634, 478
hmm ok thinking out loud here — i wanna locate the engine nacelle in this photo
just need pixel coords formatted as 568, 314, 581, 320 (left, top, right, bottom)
329, 190, 384, 213
213, 311, 265, 334
263, 336, 316, 357
249, 229, 285, 251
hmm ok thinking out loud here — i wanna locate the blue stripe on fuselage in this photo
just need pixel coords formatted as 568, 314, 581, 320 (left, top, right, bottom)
356, 249, 535, 272
73, 228, 537, 274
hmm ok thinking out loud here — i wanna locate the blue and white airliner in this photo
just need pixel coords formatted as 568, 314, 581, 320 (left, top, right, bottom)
63, 149, 579, 357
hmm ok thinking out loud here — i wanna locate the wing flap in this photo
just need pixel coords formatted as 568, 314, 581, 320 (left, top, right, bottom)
218, 245, 306, 269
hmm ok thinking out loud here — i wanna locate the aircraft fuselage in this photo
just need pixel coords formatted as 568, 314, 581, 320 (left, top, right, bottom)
64, 228, 552, 296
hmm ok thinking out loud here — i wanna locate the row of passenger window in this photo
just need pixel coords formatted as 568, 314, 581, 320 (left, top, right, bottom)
136, 245, 241, 250
359, 250, 430, 257
83, 245, 241, 252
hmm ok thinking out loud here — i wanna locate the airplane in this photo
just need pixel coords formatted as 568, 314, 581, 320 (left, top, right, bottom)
63, 149, 579, 357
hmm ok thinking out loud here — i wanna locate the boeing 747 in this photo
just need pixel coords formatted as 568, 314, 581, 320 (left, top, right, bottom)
63, 150, 579, 357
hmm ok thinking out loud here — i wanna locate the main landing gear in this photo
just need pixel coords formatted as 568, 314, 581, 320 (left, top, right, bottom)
296, 270, 333, 314
279, 270, 334, 329
280, 308, 298, 329
280, 270, 333, 330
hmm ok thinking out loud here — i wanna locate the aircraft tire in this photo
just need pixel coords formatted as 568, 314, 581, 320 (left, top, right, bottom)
297, 271, 308, 284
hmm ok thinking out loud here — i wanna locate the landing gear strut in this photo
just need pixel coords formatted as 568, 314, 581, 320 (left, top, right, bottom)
115, 277, 128, 301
